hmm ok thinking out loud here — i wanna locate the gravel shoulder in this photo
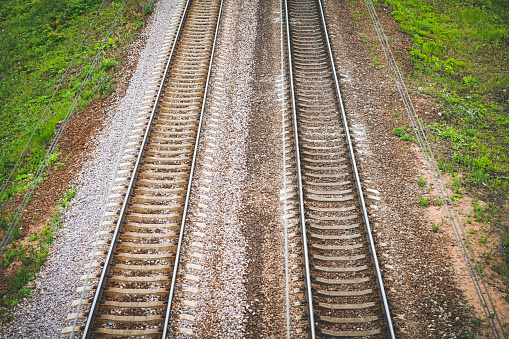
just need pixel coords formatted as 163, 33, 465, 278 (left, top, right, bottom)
169, 0, 308, 336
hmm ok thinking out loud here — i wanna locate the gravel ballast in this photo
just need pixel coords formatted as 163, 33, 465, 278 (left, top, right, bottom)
168, 0, 307, 336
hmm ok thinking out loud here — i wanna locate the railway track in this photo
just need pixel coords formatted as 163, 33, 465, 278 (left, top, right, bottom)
283, 0, 395, 337
63, 0, 223, 337
60, 0, 395, 336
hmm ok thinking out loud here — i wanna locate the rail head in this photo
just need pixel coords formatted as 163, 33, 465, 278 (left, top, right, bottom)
283, 0, 395, 337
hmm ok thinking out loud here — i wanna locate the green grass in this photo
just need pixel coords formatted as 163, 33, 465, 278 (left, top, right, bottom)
380, 0, 508, 189
0, 0, 154, 201
472, 200, 485, 222
393, 125, 414, 142
420, 196, 430, 206
401, 133, 413, 141
378, 0, 509, 283
393, 126, 405, 137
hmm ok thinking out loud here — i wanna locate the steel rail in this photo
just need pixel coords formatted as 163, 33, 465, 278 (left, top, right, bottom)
81, 0, 193, 336
315, 0, 395, 337
283, 0, 317, 337
280, 0, 292, 336
162, 0, 224, 336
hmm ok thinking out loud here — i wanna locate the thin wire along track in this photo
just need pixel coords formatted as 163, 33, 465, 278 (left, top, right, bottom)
66, 0, 223, 337
283, 0, 395, 337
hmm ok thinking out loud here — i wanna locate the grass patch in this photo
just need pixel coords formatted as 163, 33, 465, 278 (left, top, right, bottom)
0, 0, 155, 201
401, 133, 413, 141
378, 0, 509, 283
0, 187, 75, 323
380, 0, 509, 188
393, 126, 405, 137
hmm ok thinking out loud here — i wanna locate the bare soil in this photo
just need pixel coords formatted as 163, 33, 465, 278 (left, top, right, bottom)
323, 0, 481, 336
422, 165, 509, 335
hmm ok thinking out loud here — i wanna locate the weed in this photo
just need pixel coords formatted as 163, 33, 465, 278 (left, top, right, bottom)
467, 218, 472, 224
417, 176, 425, 187
401, 134, 412, 141
436, 199, 443, 206
0, 212, 10, 230
463, 75, 478, 88
360, 32, 369, 44
393, 126, 404, 137
27, 234, 39, 242
100, 58, 118, 71
472, 201, 485, 222
451, 193, 463, 202
432, 223, 439, 233
18, 288, 33, 300
453, 176, 461, 193
58, 187, 76, 209
479, 232, 490, 244
0, 185, 76, 322
471, 317, 482, 327
4, 312, 12, 323
493, 260, 509, 282
47, 150, 61, 166
420, 196, 430, 207
438, 157, 454, 173
503, 235, 509, 248
465, 128, 477, 137
469, 229, 478, 234
484, 249, 493, 260
142, 0, 156, 16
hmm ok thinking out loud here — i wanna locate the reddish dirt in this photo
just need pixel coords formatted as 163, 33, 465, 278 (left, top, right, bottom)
0, 24, 146, 294
422, 166, 509, 335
